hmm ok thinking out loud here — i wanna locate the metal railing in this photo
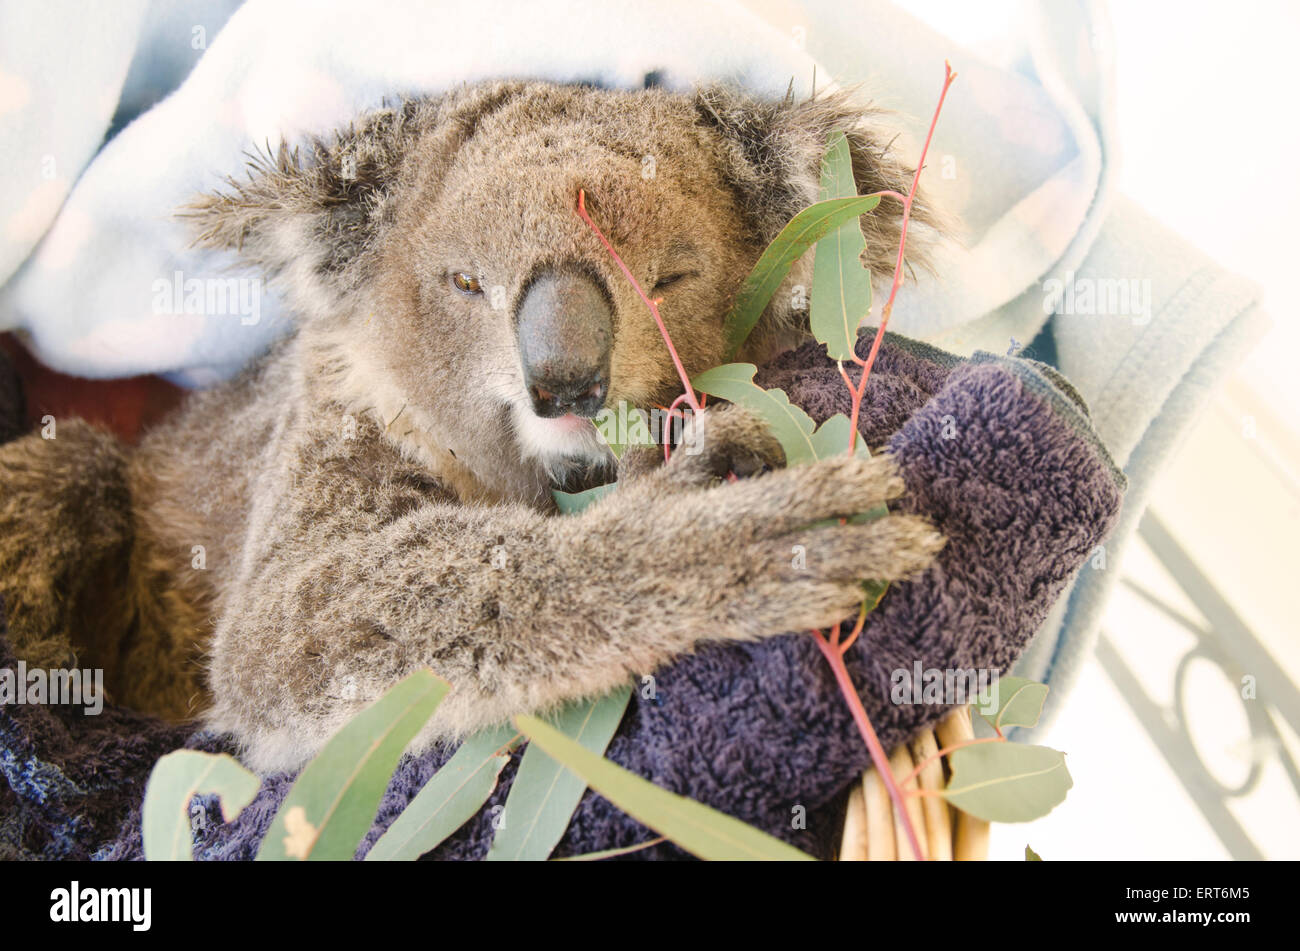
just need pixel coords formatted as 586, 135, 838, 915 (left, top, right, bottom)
1096, 511, 1300, 860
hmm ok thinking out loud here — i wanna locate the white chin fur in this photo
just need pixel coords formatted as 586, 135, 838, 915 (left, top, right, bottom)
510, 401, 611, 472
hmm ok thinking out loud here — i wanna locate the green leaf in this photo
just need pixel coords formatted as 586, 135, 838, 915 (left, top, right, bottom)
976, 676, 1050, 731
365, 724, 516, 861
689, 373, 874, 471
591, 401, 658, 460
1025, 844, 1043, 861
819, 131, 858, 201
515, 714, 815, 860
142, 751, 260, 861
485, 687, 632, 861
810, 133, 873, 361
942, 743, 1073, 823
807, 412, 872, 462
692, 363, 819, 465
257, 669, 449, 861
552, 482, 617, 514
861, 579, 890, 611
722, 194, 881, 358
551, 837, 667, 861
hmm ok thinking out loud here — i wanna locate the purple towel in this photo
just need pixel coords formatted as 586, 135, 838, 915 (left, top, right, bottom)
0, 329, 1124, 860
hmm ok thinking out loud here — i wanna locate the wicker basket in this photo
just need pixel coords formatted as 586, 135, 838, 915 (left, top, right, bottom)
838, 705, 989, 860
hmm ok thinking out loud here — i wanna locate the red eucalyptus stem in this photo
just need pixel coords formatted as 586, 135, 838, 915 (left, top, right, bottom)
663, 391, 694, 463
574, 63, 956, 863
576, 189, 701, 414
818, 62, 958, 862
853, 61, 957, 381
838, 599, 869, 655
898, 735, 1003, 791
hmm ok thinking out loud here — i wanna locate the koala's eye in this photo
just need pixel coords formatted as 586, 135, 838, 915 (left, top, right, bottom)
450, 271, 483, 295
652, 271, 694, 292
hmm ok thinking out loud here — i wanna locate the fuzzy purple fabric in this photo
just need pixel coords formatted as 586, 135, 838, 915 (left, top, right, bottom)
0, 329, 1124, 860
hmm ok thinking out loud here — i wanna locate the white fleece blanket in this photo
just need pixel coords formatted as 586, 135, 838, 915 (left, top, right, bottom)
0, 0, 1109, 385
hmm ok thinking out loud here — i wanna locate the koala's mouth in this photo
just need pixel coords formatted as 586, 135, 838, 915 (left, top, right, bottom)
508, 398, 616, 492
536, 412, 593, 434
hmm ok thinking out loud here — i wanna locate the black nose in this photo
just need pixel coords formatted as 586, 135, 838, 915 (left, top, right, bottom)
516, 267, 612, 418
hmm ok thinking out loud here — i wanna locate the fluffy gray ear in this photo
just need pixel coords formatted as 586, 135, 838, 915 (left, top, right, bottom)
693, 84, 942, 283
184, 103, 424, 295
184, 82, 529, 304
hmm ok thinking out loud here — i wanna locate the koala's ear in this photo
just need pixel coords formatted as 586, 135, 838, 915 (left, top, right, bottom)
693, 84, 942, 283
184, 104, 422, 297
184, 82, 528, 305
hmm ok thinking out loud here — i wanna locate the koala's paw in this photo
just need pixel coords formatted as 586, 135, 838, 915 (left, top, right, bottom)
616, 403, 785, 488
708, 456, 945, 636
749, 505, 946, 628
593, 448, 946, 642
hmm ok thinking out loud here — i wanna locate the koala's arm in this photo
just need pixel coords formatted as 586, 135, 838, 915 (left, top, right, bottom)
207, 406, 943, 773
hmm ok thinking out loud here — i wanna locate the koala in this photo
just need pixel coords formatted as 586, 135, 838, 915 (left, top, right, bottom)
0, 81, 944, 774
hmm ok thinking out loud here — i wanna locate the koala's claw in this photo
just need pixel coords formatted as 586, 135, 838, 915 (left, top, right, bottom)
685, 403, 786, 482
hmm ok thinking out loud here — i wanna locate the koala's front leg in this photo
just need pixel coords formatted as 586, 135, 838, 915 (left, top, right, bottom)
582, 405, 944, 647
209, 409, 942, 774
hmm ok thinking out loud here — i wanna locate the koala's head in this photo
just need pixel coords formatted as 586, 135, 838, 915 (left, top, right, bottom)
189, 81, 933, 498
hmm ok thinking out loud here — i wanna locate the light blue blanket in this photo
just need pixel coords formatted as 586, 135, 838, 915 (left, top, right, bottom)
2, 0, 1105, 383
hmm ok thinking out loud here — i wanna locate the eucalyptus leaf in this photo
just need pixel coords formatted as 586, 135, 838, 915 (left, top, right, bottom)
485, 686, 632, 861
692, 363, 819, 465
977, 676, 1050, 731
552, 483, 617, 514
810, 133, 873, 361
807, 412, 872, 462
861, 579, 890, 612
142, 751, 260, 861
1025, 844, 1043, 861
722, 194, 881, 358
819, 131, 857, 202
942, 742, 1072, 823
257, 669, 449, 861
366, 724, 516, 861
591, 401, 658, 460
515, 713, 815, 861
552, 837, 667, 861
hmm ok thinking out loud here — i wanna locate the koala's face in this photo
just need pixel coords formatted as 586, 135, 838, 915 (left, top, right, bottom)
371, 86, 763, 476
189, 81, 925, 494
